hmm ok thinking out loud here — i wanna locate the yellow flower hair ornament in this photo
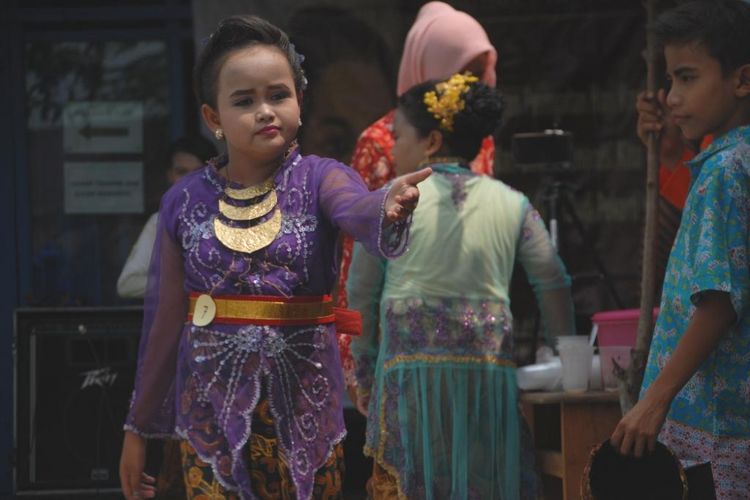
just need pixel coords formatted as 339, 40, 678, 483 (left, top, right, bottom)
423, 72, 479, 132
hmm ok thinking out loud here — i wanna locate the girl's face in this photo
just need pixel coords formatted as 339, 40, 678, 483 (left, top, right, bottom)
392, 109, 433, 176
205, 44, 300, 166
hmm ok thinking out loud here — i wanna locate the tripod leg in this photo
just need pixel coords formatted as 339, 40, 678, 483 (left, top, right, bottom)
549, 218, 559, 250
545, 183, 560, 250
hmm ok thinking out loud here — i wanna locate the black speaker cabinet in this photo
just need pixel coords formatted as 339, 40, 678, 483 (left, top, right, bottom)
15, 307, 143, 495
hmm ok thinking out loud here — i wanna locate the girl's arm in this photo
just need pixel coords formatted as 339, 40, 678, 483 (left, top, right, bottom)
515, 202, 576, 345
382, 168, 431, 224
124, 224, 187, 434
120, 194, 188, 500
318, 161, 429, 258
610, 291, 735, 457
346, 242, 387, 416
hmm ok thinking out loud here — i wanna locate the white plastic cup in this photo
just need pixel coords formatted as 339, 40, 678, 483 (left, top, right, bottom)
556, 335, 589, 349
558, 343, 594, 392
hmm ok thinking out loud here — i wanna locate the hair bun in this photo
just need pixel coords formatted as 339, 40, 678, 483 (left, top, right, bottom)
454, 83, 504, 139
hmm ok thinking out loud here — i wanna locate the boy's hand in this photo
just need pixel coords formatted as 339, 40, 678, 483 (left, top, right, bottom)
384, 167, 432, 223
610, 389, 670, 457
636, 89, 687, 168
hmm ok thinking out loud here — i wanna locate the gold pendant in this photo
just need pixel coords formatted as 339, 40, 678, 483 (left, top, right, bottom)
192, 294, 217, 327
224, 177, 274, 200
219, 191, 277, 221
213, 208, 282, 254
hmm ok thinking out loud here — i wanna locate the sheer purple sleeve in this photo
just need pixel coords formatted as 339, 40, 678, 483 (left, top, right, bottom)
124, 190, 187, 437
318, 160, 409, 258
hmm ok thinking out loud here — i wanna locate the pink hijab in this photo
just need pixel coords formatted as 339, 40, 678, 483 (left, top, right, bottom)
396, 2, 497, 96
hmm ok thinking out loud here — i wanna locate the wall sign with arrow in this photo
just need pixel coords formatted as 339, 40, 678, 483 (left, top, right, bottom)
63, 101, 143, 154
61, 101, 145, 214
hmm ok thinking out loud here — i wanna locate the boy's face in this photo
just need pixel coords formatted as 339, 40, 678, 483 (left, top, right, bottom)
664, 42, 745, 141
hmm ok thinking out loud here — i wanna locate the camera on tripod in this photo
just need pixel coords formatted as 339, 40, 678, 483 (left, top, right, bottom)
511, 129, 574, 172
510, 128, 624, 308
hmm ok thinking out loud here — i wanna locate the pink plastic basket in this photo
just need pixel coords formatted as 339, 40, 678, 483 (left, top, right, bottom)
592, 308, 659, 347
592, 308, 659, 389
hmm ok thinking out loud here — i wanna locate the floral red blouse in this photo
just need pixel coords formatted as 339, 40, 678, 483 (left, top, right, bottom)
336, 110, 496, 385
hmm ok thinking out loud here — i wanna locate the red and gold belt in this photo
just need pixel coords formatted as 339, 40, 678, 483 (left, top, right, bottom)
187, 293, 361, 336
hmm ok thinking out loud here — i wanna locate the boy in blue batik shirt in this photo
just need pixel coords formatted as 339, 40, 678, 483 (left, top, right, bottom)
610, 1, 750, 498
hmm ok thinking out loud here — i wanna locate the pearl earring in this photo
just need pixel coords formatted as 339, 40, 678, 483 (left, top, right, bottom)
298, 118, 303, 126
214, 128, 224, 141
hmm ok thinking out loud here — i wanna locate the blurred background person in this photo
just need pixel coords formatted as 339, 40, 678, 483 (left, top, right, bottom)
289, 6, 396, 163
117, 136, 216, 299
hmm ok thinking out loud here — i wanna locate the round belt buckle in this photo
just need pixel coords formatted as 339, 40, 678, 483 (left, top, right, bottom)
192, 294, 216, 327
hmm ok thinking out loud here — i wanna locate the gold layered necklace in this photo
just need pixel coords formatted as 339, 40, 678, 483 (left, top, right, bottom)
214, 164, 282, 254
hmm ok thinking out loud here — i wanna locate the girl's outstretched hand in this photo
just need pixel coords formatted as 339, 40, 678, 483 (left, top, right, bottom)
384, 167, 432, 224
120, 431, 157, 499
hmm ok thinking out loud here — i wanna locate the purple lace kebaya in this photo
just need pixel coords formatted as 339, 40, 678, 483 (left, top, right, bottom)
124, 149, 409, 499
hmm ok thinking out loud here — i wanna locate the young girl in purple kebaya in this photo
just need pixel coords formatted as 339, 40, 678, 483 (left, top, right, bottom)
118, 15, 429, 500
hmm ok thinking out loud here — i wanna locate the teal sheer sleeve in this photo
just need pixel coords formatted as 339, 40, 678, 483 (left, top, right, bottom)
347, 242, 387, 394
515, 202, 576, 344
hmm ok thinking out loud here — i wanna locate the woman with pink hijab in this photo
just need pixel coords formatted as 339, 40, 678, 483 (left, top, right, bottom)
336, 2, 499, 387
355, 1, 497, 191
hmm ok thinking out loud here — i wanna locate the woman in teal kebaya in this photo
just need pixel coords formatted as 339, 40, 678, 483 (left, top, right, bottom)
348, 74, 576, 499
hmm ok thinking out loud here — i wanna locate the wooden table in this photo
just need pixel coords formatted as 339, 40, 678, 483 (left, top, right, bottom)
520, 390, 622, 500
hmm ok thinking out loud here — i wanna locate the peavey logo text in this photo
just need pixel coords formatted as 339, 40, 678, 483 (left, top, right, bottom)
80, 367, 118, 390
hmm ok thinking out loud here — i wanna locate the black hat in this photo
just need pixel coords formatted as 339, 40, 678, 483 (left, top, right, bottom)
581, 440, 688, 500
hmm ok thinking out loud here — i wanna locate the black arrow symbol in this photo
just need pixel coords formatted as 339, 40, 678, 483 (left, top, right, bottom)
80, 125, 129, 139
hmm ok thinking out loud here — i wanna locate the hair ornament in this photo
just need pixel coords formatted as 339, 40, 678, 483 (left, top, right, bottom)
289, 42, 305, 64
200, 30, 216, 47
288, 42, 308, 90
423, 72, 479, 132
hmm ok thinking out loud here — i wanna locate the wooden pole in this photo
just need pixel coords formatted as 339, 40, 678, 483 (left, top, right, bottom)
619, 0, 660, 413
